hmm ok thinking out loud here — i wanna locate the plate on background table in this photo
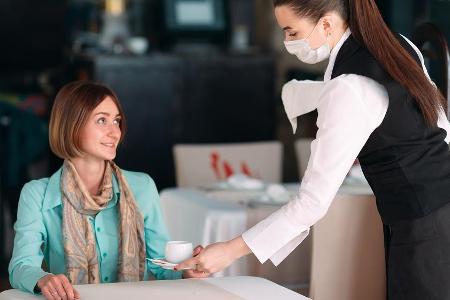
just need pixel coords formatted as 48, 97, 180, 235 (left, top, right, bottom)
197, 174, 266, 192
197, 182, 266, 192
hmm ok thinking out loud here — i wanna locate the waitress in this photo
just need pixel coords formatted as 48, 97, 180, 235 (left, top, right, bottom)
176, 0, 450, 298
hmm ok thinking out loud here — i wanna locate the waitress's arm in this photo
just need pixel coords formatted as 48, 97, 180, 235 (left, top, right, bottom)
242, 75, 389, 266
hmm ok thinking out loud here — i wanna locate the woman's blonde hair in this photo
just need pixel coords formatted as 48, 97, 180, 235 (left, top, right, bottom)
49, 81, 127, 159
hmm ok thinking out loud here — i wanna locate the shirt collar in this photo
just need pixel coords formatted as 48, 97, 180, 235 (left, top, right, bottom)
42, 167, 121, 211
324, 28, 352, 82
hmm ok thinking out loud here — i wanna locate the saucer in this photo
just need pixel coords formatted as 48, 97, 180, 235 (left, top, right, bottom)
146, 258, 193, 270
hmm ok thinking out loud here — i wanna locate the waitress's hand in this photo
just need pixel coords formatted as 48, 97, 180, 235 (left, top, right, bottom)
182, 245, 209, 278
175, 236, 251, 274
37, 274, 80, 300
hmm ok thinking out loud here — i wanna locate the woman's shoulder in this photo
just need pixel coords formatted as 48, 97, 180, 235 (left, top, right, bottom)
22, 178, 50, 197
121, 169, 156, 186
120, 169, 159, 197
327, 74, 388, 105
320, 75, 388, 128
18, 177, 51, 211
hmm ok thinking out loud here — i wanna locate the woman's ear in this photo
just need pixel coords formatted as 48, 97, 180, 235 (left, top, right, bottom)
321, 16, 334, 36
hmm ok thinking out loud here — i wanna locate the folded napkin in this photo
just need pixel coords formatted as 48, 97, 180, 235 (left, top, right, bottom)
226, 174, 265, 190
282, 79, 325, 133
258, 184, 291, 204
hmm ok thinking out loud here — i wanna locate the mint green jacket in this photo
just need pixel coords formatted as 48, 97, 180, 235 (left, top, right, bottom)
8, 168, 181, 294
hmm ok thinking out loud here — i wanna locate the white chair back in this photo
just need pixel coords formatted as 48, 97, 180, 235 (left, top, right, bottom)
173, 141, 283, 187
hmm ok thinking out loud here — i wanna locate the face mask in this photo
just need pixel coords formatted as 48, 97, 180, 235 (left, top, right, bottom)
284, 20, 331, 64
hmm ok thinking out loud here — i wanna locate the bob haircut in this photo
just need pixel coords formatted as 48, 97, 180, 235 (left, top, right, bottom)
49, 81, 127, 159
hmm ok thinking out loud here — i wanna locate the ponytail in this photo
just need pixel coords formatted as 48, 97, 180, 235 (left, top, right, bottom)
273, 0, 446, 126
348, 0, 445, 125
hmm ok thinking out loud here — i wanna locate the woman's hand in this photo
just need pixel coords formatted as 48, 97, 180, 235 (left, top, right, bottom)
175, 236, 251, 274
181, 246, 209, 278
37, 274, 80, 300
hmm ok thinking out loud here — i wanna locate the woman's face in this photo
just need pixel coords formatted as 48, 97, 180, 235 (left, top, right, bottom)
274, 5, 328, 48
78, 96, 122, 162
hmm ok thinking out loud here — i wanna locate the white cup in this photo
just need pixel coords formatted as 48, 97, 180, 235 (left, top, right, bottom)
165, 241, 193, 263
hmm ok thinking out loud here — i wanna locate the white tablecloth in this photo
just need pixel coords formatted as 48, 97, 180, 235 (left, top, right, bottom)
160, 189, 248, 277
0, 276, 310, 300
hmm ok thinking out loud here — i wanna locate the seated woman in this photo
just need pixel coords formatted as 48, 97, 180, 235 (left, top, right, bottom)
8, 81, 206, 300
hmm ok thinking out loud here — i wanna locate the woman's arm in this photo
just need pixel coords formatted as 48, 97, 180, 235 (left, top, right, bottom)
8, 180, 51, 293
138, 174, 183, 280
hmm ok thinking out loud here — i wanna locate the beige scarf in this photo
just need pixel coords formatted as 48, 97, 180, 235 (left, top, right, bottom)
61, 160, 145, 284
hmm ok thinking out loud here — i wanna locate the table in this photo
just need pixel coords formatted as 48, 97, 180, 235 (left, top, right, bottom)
0, 276, 310, 300
160, 182, 377, 292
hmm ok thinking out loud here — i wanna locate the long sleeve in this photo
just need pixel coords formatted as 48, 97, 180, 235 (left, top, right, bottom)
8, 180, 51, 294
242, 74, 388, 265
141, 175, 182, 280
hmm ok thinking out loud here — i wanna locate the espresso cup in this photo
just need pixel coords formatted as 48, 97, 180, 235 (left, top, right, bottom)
165, 241, 193, 263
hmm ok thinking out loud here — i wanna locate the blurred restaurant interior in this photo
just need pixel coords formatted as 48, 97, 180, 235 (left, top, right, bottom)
0, 0, 450, 298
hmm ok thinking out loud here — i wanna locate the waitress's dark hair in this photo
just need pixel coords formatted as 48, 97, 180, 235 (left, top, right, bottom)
273, 0, 446, 126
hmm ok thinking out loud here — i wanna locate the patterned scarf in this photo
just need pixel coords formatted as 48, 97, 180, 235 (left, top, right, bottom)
61, 160, 145, 284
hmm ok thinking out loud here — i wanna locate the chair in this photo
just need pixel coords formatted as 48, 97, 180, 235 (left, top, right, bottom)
173, 141, 283, 187
412, 22, 450, 114
294, 138, 314, 179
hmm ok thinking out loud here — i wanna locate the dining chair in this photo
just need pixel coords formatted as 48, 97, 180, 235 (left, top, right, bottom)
173, 141, 283, 187
412, 22, 450, 114
294, 138, 314, 179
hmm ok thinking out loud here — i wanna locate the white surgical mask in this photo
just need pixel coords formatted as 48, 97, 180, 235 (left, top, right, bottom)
284, 20, 331, 64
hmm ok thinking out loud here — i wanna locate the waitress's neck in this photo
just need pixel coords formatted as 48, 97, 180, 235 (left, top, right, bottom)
70, 157, 106, 195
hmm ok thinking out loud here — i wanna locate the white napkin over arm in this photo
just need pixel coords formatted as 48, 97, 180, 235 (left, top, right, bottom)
281, 79, 325, 133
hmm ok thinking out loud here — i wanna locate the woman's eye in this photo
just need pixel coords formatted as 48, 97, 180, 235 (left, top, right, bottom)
113, 118, 121, 126
288, 32, 297, 37
97, 117, 106, 125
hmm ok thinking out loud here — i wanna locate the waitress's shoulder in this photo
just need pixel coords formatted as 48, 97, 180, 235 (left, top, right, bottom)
326, 74, 381, 99
327, 73, 368, 89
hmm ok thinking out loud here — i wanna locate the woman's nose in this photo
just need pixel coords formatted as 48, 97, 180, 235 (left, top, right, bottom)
107, 124, 121, 139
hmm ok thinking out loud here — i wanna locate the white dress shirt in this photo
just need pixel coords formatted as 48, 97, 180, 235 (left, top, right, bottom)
242, 29, 450, 266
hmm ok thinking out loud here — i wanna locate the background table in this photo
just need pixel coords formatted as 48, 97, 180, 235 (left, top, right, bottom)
160, 182, 381, 296
0, 276, 310, 300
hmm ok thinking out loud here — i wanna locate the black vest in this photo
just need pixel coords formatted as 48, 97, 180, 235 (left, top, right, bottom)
331, 35, 450, 224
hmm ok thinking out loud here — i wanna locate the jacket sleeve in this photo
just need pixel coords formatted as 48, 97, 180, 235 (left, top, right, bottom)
140, 174, 183, 280
8, 180, 51, 294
